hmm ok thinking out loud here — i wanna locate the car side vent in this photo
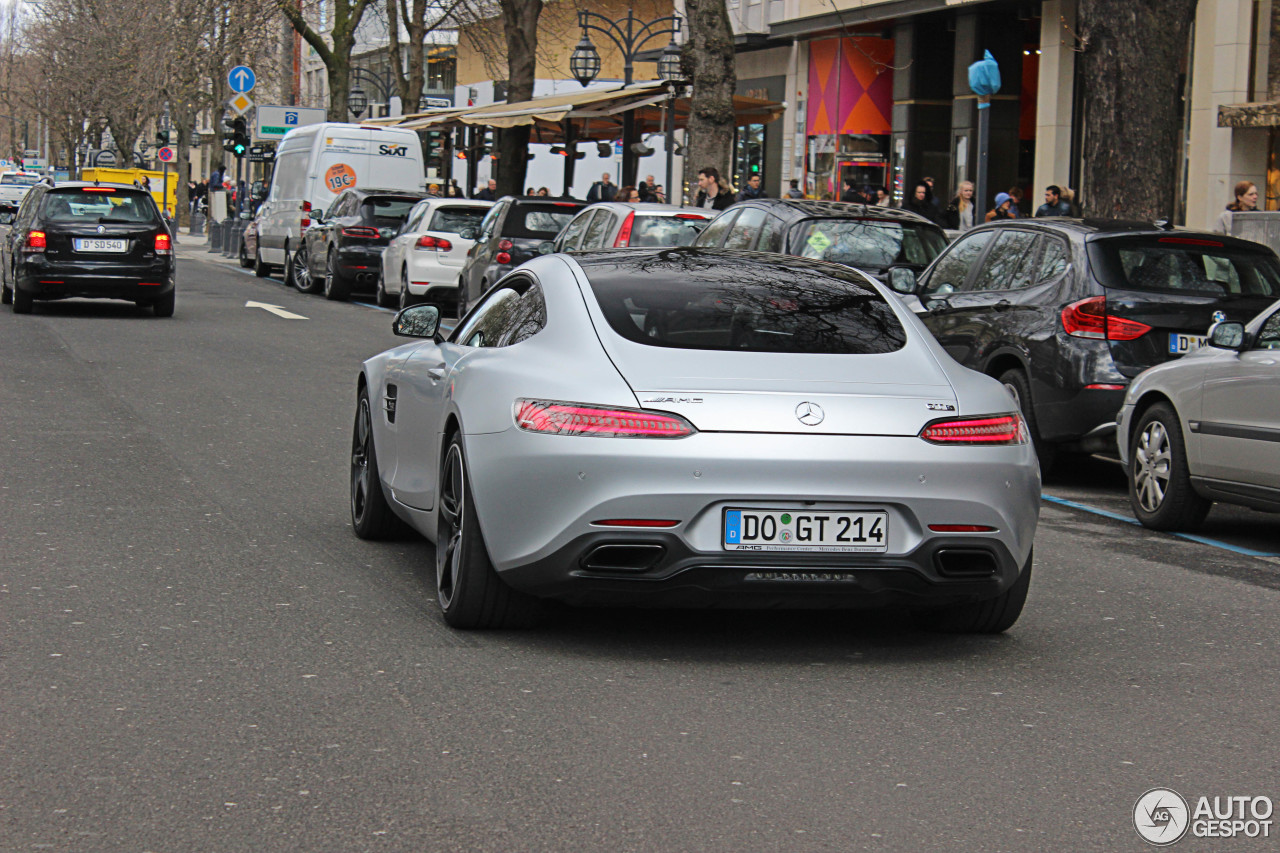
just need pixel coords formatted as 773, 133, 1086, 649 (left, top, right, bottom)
933, 548, 998, 578
581, 544, 665, 572
383, 385, 398, 424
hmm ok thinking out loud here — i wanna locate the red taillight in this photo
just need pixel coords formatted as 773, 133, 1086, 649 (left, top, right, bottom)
24, 230, 46, 252
495, 252, 511, 264
415, 235, 453, 251
82, 187, 115, 193
155, 233, 172, 255
342, 226, 380, 239
592, 519, 681, 528
301, 200, 311, 228
552, 202, 578, 207
613, 211, 635, 247
920, 414, 1028, 445
928, 524, 997, 533
674, 213, 707, 220
1084, 383, 1127, 391
1159, 236, 1223, 247
514, 399, 696, 438
1061, 296, 1152, 341
498, 238, 513, 251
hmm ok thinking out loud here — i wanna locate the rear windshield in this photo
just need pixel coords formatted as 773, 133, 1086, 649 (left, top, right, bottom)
40, 188, 159, 224
582, 251, 907, 354
428, 206, 487, 234
630, 215, 710, 248
1, 174, 38, 186
509, 204, 579, 238
791, 218, 947, 270
364, 197, 419, 222
1087, 236, 1280, 297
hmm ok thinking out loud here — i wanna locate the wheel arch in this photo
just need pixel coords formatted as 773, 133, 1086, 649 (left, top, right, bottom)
1127, 390, 1178, 450
984, 350, 1030, 383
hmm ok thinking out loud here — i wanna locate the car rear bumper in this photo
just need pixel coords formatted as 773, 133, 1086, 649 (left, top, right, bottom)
1036, 385, 1126, 447
336, 245, 387, 284
463, 429, 1040, 608
16, 259, 175, 300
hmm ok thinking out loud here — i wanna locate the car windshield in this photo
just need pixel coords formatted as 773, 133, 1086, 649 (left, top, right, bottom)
629, 215, 711, 248
510, 204, 579, 238
365, 197, 418, 223
1087, 236, 1280, 296
428, 206, 487, 234
582, 250, 907, 354
791, 218, 947, 271
40, 188, 159, 224
1, 174, 39, 186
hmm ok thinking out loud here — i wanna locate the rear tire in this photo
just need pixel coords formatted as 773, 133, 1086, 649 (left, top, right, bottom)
324, 249, 350, 301
293, 245, 321, 294
152, 290, 175, 318
998, 368, 1056, 474
1, 281, 11, 304
12, 286, 32, 314
254, 249, 271, 277
398, 266, 418, 311
238, 241, 252, 268
912, 550, 1032, 634
435, 437, 541, 629
375, 270, 395, 308
350, 388, 403, 539
1128, 402, 1211, 531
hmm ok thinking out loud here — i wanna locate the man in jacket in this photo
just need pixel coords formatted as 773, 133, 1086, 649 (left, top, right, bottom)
475, 179, 497, 201
586, 172, 617, 203
694, 167, 733, 211
736, 174, 766, 202
1034, 185, 1073, 218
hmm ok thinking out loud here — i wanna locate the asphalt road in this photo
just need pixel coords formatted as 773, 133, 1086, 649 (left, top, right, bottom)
2, 245, 1278, 852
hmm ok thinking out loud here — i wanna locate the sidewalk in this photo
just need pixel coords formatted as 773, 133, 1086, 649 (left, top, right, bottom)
174, 226, 248, 268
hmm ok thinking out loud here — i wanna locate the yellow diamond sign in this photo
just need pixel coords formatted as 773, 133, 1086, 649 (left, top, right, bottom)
229, 93, 254, 115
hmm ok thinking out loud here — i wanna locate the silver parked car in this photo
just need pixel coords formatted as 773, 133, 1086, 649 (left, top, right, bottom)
547, 202, 712, 252
1117, 300, 1280, 530
350, 249, 1040, 632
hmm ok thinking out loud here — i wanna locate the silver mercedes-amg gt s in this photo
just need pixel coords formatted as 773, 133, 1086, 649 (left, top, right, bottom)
351, 248, 1041, 631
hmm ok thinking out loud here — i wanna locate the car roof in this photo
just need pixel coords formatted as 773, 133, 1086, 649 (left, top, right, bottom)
499, 195, 585, 205
738, 197, 940, 226
572, 246, 885, 281
348, 187, 426, 198
578, 202, 712, 217
50, 181, 146, 191
965, 217, 1275, 252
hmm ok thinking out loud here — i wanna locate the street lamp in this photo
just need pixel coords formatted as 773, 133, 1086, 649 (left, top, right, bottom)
570, 8, 682, 187
656, 37, 684, 204
348, 87, 369, 118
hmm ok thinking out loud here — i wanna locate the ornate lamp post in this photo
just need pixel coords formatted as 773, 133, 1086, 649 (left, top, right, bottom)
656, 39, 684, 204
347, 67, 396, 118
569, 8, 681, 187
347, 87, 369, 118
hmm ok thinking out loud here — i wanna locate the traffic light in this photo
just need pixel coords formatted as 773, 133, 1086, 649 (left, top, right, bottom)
221, 118, 236, 153
231, 117, 249, 158
156, 130, 169, 146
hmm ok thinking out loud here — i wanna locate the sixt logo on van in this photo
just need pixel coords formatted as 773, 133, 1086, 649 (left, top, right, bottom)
378, 144, 409, 157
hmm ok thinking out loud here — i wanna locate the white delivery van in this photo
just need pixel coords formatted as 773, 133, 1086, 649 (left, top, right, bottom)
255, 122, 425, 278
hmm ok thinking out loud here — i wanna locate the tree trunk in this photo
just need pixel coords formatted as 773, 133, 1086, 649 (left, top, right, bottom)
680, 0, 736, 205
494, 0, 542, 196
1078, 0, 1198, 219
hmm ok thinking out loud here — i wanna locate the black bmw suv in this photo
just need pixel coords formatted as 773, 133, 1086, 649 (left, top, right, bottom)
889, 219, 1280, 470
2, 181, 176, 316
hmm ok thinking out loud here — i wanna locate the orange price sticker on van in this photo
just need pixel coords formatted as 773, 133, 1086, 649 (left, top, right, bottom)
325, 163, 357, 193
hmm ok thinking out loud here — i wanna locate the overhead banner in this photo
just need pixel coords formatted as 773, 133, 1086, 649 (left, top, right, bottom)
806, 37, 895, 137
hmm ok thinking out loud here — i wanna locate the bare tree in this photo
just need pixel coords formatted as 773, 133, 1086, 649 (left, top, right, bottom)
491, 0, 541, 195
1077, 0, 1199, 219
278, 0, 379, 119
681, 0, 736, 203
385, 0, 468, 110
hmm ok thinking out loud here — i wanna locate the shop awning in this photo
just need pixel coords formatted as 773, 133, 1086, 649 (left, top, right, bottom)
363, 80, 784, 142
1218, 101, 1280, 128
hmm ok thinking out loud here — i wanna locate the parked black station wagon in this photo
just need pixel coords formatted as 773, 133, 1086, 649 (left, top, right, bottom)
2, 181, 176, 316
693, 198, 949, 281
888, 219, 1280, 470
457, 196, 586, 313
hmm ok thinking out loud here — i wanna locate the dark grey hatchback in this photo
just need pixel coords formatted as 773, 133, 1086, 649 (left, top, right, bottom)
1, 182, 175, 316
890, 219, 1280, 470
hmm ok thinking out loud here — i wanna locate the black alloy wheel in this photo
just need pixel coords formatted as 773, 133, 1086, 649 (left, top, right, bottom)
323, 249, 350, 301
293, 245, 320, 294
350, 389, 401, 539
1128, 402, 1211, 531
435, 437, 540, 629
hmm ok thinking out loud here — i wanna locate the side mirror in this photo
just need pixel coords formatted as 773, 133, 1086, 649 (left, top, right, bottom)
537, 241, 555, 255
313, 208, 325, 223
393, 304, 441, 339
887, 267, 917, 294
459, 226, 478, 241
1209, 321, 1246, 351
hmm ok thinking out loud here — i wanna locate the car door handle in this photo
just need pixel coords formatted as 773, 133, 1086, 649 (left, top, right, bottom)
427, 365, 445, 380
993, 300, 1013, 312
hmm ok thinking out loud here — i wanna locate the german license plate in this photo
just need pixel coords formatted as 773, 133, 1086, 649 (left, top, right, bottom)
1169, 332, 1208, 355
74, 238, 127, 253
723, 508, 888, 553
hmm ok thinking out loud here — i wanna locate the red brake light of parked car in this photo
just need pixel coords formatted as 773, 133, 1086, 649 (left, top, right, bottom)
674, 213, 707, 220
154, 233, 172, 255
495, 252, 512, 264
552, 202, 578, 207
613, 212, 635, 247
1061, 296, 1152, 341
82, 187, 116, 193
415, 235, 453, 251
301, 200, 311, 228
920, 414, 1028, 445
24, 230, 46, 252
341, 226, 380, 239
1159, 236, 1223, 247
498, 239, 514, 250
514, 399, 696, 438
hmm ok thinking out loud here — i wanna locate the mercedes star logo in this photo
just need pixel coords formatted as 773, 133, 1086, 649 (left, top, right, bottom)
795, 401, 825, 426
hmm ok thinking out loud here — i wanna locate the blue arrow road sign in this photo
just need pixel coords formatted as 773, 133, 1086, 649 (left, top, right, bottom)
228, 65, 256, 94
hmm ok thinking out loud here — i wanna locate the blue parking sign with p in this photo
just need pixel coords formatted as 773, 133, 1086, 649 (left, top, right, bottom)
285, 111, 298, 125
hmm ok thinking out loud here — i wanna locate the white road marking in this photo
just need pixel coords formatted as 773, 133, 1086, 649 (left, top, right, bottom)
245, 301, 308, 320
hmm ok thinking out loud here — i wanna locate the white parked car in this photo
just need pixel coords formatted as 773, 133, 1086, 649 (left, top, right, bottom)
0, 172, 42, 206
377, 197, 492, 312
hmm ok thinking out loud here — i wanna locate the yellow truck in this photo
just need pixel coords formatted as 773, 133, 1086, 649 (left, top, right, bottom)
79, 168, 179, 217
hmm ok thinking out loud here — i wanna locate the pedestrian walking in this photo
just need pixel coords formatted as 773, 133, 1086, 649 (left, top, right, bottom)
1216, 181, 1258, 234
903, 180, 945, 226
475, 179, 497, 201
1034, 185, 1073, 218
693, 166, 732, 211
945, 180, 976, 230
839, 178, 864, 203
784, 179, 804, 199
923, 176, 943, 210
985, 191, 1015, 222
1006, 186, 1024, 218
586, 172, 617, 203
736, 174, 767, 202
